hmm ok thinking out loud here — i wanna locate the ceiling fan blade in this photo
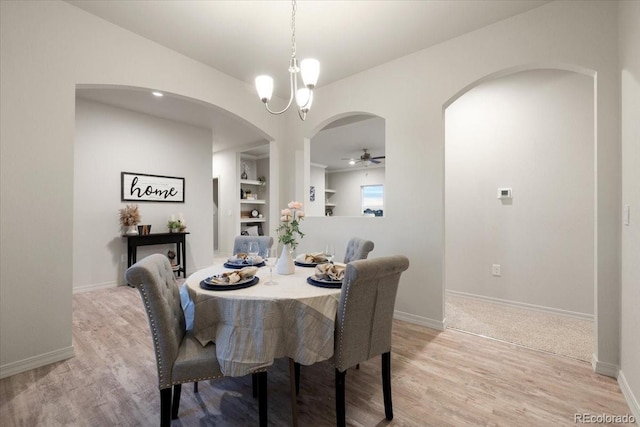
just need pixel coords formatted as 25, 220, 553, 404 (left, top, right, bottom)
370, 159, 381, 164
371, 155, 385, 160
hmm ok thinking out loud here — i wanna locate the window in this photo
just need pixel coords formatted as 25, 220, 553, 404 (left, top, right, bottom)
361, 185, 384, 216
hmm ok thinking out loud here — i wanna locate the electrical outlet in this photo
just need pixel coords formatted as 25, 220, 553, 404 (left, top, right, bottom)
492, 264, 501, 276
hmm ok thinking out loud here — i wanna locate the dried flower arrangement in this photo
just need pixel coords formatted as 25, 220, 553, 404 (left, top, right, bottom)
119, 204, 141, 226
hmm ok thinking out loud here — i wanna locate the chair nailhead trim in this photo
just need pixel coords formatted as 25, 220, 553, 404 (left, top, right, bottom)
337, 279, 351, 368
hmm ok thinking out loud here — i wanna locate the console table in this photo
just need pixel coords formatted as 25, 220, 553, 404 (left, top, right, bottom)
126, 232, 190, 277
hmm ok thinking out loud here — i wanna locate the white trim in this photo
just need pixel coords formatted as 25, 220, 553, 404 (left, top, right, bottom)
591, 353, 619, 379
0, 346, 75, 380
446, 289, 594, 321
394, 310, 444, 331
73, 280, 119, 294
618, 371, 640, 425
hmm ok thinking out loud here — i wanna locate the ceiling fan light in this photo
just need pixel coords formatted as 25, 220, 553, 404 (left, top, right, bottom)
300, 58, 320, 88
349, 159, 356, 166
255, 75, 274, 103
296, 88, 313, 112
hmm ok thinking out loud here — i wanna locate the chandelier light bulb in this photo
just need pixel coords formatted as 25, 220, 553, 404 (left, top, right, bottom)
255, 75, 274, 103
300, 58, 320, 88
295, 88, 313, 112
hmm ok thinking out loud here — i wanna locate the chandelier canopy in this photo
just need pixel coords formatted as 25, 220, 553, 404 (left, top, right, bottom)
255, 0, 319, 121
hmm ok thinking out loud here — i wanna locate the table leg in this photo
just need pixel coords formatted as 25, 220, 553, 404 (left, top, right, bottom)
289, 358, 298, 427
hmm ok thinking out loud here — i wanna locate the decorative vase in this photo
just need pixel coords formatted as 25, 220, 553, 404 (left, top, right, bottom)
276, 244, 295, 275
125, 225, 139, 236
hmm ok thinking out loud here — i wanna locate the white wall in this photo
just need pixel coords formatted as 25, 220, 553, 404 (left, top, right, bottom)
212, 149, 239, 256
1, 2, 635, 413
291, 0, 620, 373
445, 70, 594, 315
0, 0, 282, 377
73, 98, 214, 290
309, 164, 327, 217
327, 167, 386, 217
619, 0, 640, 419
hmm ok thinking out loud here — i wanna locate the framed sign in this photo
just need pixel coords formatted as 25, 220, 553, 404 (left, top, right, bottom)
121, 172, 185, 203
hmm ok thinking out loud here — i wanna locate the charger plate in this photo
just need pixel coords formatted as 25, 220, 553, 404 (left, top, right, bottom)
306, 275, 342, 289
200, 276, 259, 291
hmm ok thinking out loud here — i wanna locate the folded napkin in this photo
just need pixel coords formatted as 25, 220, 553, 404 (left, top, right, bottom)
212, 266, 258, 284
229, 253, 263, 264
314, 263, 345, 281
297, 252, 328, 263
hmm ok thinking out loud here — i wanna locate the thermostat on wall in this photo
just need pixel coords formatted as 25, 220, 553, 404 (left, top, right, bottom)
497, 188, 512, 199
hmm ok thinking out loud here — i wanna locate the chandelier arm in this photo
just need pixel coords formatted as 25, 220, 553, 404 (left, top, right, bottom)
263, 68, 297, 115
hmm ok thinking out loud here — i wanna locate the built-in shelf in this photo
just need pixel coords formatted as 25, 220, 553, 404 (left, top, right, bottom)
241, 179, 263, 186
240, 218, 266, 223
325, 188, 337, 209
241, 199, 266, 204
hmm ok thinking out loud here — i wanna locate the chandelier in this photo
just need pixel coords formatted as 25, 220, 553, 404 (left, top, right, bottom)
255, 0, 319, 121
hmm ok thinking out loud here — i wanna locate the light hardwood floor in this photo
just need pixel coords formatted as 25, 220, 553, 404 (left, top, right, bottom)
0, 286, 632, 426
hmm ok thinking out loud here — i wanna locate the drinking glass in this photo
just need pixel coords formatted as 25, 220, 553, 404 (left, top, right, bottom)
247, 241, 260, 264
262, 247, 277, 285
324, 244, 335, 264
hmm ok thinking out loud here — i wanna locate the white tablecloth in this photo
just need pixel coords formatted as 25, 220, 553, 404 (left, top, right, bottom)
186, 264, 341, 377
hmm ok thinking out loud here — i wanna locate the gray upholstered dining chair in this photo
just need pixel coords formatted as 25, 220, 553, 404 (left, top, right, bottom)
125, 254, 268, 427
343, 237, 374, 263
333, 255, 409, 426
233, 235, 274, 255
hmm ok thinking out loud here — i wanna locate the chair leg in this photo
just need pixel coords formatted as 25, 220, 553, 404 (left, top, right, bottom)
294, 362, 301, 395
256, 371, 268, 427
171, 383, 182, 420
194, 381, 198, 393
382, 352, 393, 420
252, 373, 258, 398
160, 388, 172, 427
335, 369, 346, 427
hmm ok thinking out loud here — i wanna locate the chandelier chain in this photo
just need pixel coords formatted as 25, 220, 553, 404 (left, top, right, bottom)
291, 0, 297, 59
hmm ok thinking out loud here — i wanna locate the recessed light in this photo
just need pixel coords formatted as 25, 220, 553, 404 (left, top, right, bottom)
349, 160, 356, 166
152, 91, 164, 97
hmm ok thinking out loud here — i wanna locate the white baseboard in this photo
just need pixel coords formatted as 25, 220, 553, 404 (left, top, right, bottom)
73, 280, 119, 294
618, 371, 640, 426
394, 310, 444, 331
446, 289, 594, 321
618, 370, 640, 425
591, 353, 619, 378
0, 346, 75, 380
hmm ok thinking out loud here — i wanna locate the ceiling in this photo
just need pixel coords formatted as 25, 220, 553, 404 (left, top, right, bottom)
69, 0, 549, 157
312, 115, 385, 171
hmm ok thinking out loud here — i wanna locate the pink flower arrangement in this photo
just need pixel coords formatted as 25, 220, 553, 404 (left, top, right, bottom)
277, 201, 305, 249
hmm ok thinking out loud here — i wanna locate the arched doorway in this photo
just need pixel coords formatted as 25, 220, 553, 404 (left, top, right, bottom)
443, 67, 596, 361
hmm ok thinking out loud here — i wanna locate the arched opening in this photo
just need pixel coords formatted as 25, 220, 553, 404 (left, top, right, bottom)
73, 84, 274, 291
304, 112, 386, 218
443, 67, 596, 361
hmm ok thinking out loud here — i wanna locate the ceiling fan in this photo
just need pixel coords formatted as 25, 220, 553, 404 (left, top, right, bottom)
343, 149, 385, 166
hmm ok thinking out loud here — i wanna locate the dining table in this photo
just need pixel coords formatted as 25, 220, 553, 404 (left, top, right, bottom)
184, 261, 343, 378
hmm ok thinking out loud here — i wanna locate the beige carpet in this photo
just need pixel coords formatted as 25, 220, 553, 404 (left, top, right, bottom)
446, 294, 593, 362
